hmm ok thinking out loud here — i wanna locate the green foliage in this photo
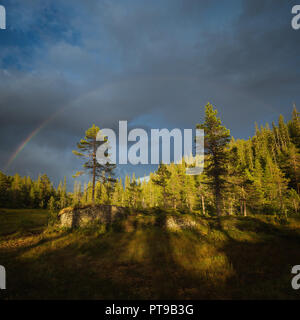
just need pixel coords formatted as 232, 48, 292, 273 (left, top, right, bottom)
72, 124, 115, 201
47, 196, 59, 226
152, 164, 171, 209
197, 103, 231, 215
1, 104, 300, 300
1, 105, 299, 218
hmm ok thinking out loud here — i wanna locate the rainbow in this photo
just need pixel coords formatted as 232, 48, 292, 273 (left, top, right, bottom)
3, 78, 130, 171
4, 111, 59, 171
5, 75, 277, 172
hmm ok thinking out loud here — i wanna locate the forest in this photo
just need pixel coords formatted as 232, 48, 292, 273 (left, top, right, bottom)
2, 0, 300, 303
0, 103, 299, 219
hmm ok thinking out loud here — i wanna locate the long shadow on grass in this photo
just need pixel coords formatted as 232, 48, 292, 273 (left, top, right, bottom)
140, 217, 222, 299
116, 213, 231, 299
1, 227, 145, 299
211, 217, 300, 299
134, 215, 300, 299
3, 215, 300, 299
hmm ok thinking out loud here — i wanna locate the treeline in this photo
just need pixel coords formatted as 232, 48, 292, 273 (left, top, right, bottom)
0, 173, 68, 210
0, 105, 299, 216
108, 105, 299, 216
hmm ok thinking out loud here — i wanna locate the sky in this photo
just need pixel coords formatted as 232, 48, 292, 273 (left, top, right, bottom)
0, 0, 299, 189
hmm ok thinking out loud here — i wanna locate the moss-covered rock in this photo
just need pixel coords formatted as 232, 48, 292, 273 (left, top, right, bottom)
59, 205, 128, 228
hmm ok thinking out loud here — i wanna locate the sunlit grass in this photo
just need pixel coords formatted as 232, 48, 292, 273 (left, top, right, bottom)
0, 208, 48, 236
1, 209, 300, 299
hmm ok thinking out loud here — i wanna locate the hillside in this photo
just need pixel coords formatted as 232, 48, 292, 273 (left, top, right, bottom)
1, 209, 300, 299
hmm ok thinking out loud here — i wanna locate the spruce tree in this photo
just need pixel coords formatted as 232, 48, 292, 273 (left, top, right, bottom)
0, 171, 11, 207
197, 103, 230, 216
152, 163, 171, 209
288, 104, 300, 149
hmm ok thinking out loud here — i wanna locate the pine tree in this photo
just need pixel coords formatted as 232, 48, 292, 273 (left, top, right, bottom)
263, 156, 289, 215
228, 143, 247, 215
152, 163, 171, 209
94, 180, 102, 204
288, 105, 300, 149
167, 163, 183, 210
48, 196, 57, 213
194, 174, 210, 215
72, 181, 80, 206
288, 189, 300, 214
123, 175, 131, 207
112, 178, 124, 206
278, 115, 290, 150
0, 171, 11, 207
100, 182, 109, 204
127, 174, 142, 208
48, 196, 58, 225
73, 124, 115, 202
197, 103, 231, 216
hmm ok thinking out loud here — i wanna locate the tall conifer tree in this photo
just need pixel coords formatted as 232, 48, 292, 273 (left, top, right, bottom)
73, 124, 115, 202
197, 103, 230, 216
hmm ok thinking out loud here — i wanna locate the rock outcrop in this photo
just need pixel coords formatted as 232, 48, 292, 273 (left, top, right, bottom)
59, 205, 128, 228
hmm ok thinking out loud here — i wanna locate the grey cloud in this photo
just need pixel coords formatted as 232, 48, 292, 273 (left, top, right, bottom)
0, 0, 299, 186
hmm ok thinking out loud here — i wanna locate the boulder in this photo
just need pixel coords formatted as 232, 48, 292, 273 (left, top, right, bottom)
59, 205, 127, 228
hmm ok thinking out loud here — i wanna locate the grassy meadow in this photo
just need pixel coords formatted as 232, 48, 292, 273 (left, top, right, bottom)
1, 209, 300, 299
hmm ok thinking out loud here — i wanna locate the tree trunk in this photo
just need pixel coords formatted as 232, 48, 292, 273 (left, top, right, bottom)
215, 181, 222, 216
277, 179, 284, 213
92, 137, 96, 202
292, 154, 299, 194
243, 200, 247, 216
201, 195, 205, 216
223, 199, 226, 215
293, 199, 298, 214
215, 196, 221, 216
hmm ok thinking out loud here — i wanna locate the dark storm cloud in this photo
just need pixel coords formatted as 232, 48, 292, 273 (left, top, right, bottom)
0, 0, 299, 186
